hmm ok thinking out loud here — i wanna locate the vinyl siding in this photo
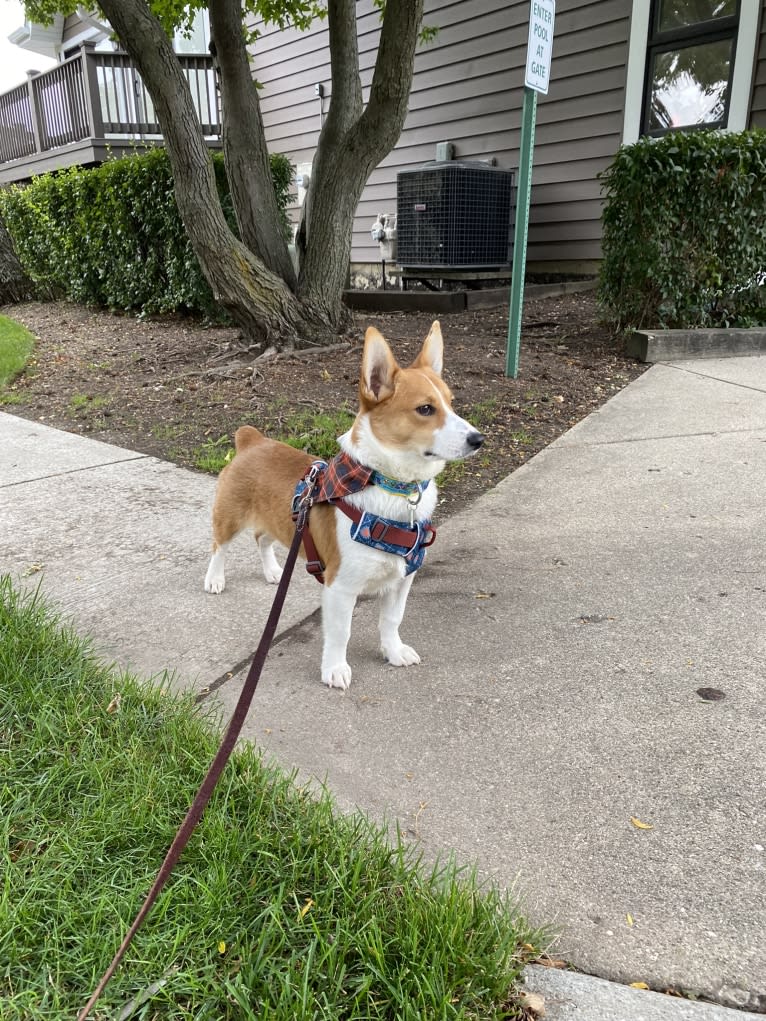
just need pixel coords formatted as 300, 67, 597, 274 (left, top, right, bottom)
248, 0, 631, 268
750, 6, 766, 127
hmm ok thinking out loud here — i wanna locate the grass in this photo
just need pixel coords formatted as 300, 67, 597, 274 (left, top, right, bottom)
192, 434, 235, 473
192, 407, 355, 474
0, 577, 543, 1020
67, 393, 108, 415
0, 314, 34, 388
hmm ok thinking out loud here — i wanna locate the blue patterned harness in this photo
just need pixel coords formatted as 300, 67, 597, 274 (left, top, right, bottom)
291, 457, 436, 582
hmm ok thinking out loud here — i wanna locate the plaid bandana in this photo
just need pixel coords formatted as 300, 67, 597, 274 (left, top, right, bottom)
314, 451, 375, 502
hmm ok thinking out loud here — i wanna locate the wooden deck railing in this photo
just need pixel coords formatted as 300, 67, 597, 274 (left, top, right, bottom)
0, 44, 220, 168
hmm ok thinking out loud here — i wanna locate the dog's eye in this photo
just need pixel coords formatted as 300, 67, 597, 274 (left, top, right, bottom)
415, 404, 435, 417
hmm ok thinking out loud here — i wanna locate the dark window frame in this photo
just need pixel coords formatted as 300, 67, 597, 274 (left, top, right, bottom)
641, 0, 741, 136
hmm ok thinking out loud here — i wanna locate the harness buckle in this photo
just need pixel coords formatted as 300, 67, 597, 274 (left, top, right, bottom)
370, 520, 393, 544
291, 460, 326, 528
305, 559, 325, 582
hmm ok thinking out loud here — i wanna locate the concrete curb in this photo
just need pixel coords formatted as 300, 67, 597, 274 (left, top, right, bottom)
628, 328, 766, 363
342, 278, 596, 313
523, 967, 757, 1020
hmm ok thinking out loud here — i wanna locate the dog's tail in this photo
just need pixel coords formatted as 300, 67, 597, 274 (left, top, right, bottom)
233, 425, 266, 452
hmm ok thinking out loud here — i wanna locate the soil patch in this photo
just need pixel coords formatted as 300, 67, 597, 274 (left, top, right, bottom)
2, 291, 645, 514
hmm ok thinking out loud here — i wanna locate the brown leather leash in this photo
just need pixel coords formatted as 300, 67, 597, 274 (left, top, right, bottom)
78, 487, 315, 1020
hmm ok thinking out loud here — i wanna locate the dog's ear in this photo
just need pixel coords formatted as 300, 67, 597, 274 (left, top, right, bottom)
411, 321, 443, 377
361, 327, 398, 403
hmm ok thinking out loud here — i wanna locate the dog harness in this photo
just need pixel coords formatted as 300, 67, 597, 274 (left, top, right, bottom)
291, 452, 436, 584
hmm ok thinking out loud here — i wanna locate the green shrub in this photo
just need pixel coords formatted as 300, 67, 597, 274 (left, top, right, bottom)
599, 130, 766, 329
0, 147, 294, 318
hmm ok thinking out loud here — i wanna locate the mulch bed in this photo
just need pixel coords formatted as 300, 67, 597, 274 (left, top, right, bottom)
2, 290, 645, 514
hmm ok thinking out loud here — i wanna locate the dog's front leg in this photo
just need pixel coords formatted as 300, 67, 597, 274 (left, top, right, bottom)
379, 573, 421, 667
321, 583, 357, 690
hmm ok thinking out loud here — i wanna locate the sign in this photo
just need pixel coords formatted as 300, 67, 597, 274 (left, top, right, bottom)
506, 1, 556, 377
524, 0, 555, 95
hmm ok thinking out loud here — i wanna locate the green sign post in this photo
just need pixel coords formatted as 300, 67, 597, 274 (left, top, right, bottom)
506, 0, 556, 378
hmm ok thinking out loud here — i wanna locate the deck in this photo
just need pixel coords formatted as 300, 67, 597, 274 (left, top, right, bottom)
0, 44, 221, 186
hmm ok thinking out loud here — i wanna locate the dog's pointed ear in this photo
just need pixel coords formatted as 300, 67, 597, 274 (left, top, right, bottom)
361, 327, 398, 404
411, 321, 444, 377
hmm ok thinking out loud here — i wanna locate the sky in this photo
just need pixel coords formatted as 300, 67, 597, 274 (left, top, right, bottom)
0, 1, 56, 92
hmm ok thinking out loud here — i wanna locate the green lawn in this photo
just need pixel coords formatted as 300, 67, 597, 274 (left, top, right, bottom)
0, 577, 543, 1019
0, 314, 34, 388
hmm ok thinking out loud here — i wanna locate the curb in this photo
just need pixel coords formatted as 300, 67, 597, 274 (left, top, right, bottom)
342, 278, 596, 314
523, 967, 758, 1020
628, 328, 766, 363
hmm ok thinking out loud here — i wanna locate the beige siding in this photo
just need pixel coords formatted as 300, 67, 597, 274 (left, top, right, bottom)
750, 6, 766, 127
249, 0, 631, 268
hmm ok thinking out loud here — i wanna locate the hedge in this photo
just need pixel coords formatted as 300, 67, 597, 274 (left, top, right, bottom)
599, 129, 766, 330
0, 147, 294, 318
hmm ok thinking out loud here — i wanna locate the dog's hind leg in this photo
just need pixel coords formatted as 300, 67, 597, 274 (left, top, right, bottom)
204, 542, 228, 594
204, 505, 240, 594
256, 532, 283, 585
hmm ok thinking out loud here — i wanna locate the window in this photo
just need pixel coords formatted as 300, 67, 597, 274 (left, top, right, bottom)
642, 1, 739, 135
622, 0, 760, 143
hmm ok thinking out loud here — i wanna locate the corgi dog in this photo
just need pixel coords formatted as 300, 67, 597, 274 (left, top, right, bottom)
204, 322, 484, 689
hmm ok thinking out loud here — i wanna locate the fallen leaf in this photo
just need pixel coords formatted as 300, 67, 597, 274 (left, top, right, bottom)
630, 981, 649, 990
22, 563, 45, 577
534, 954, 568, 969
106, 693, 122, 714
299, 898, 314, 919
626, 913, 634, 927
630, 816, 654, 830
218, 941, 226, 955
520, 990, 546, 1016
475, 590, 495, 599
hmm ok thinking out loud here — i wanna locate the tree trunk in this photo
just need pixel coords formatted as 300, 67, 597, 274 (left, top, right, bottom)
0, 215, 34, 304
98, 0, 314, 350
297, 0, 424, 321
209, 0, 297, 289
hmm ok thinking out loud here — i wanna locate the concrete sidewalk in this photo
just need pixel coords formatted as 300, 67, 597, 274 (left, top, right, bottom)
2, 356, 765, 1019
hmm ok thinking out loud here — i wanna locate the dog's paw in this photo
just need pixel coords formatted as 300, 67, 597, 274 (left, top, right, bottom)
321, 662, 352, 690
204, 572, 225, 594
382, 643, 421, 667
262, 565, 283, 585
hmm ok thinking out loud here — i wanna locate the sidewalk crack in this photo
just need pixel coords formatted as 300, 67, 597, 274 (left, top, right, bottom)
662, 362, 766, 396
1, 455, 150, 488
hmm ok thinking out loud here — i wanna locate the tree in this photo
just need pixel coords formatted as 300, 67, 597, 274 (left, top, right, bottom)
25, 1, 425, 350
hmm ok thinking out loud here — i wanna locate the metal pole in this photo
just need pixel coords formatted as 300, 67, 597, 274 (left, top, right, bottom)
506, 85, 538, 378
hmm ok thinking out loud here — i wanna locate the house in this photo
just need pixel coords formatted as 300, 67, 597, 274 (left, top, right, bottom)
0, 8, 219, 186
3, 2, 765, 278
247, 0, 766, 278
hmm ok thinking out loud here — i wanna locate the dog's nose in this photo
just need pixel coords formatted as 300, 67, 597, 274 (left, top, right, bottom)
467, 431, 484, 449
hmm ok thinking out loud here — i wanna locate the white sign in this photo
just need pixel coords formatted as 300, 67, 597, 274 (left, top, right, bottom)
524, 0, 555, 94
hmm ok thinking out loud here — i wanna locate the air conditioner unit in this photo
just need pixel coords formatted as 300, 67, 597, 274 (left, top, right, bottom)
396, 161, 515, 269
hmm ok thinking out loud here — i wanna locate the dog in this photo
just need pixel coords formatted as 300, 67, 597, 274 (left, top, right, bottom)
204, 321, 484, 689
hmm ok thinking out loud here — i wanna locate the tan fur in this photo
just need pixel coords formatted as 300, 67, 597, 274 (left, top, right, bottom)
354, 325, 454, 453
210, 426, 342, 585
205, 321, 484, 688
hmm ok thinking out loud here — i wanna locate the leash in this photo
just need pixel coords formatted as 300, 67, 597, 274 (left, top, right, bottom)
78, 478, 317, 1021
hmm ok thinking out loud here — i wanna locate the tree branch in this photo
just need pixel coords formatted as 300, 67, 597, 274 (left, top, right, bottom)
209, 0, 296, 287
355, 0, 424, 165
